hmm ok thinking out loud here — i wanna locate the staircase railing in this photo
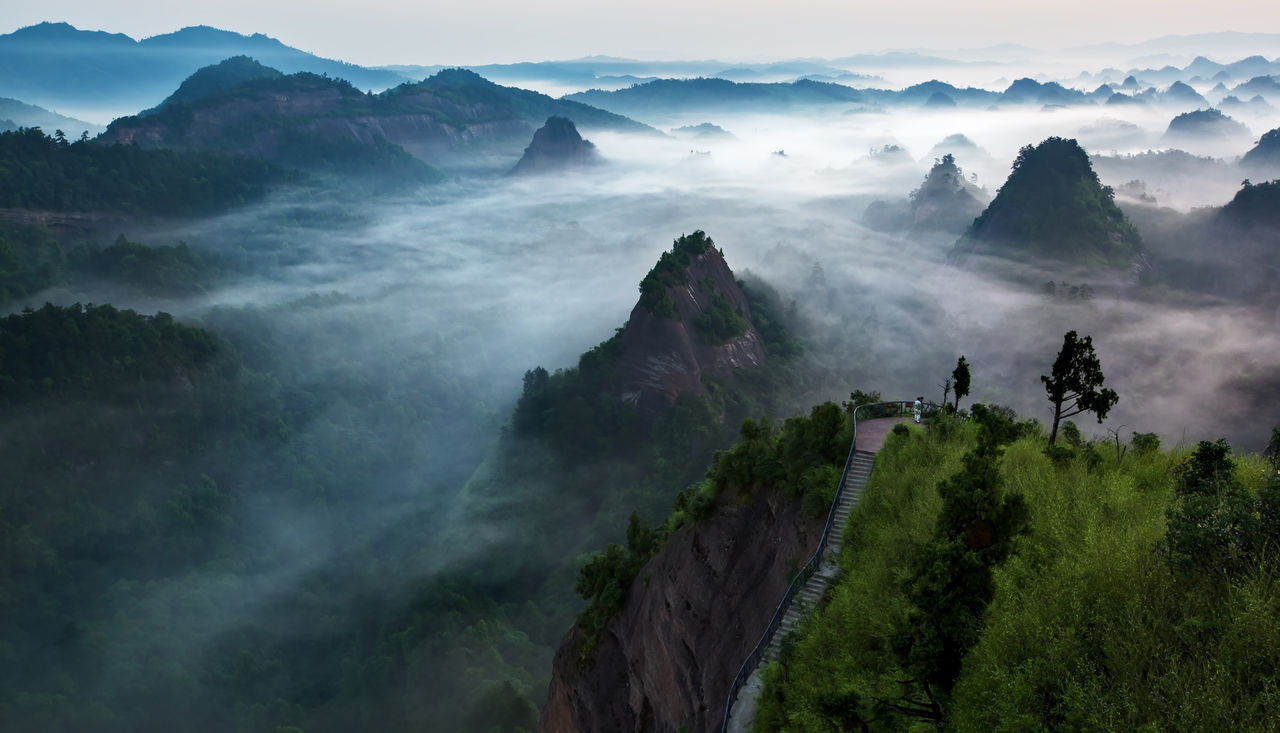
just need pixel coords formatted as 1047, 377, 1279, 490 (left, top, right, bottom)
719, 399, 939, 732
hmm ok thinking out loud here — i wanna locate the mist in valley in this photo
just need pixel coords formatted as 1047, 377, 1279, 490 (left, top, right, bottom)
5, 59, 1280, 730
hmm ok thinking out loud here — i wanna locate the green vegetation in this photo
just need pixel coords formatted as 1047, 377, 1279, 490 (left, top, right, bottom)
1220, 178, 1280, 230
154, 55, 284, 110
398, 68, 655, 134
0, 221, 62, 303
0, 224, 230, 305
1041, 330, 1119, 447
573, 402, 852, 646
0, 299, 520, 733
638, 230, 717, 318
694, 279, 749, 344
959, 136, 1142, 266
0, 127, 289, 215
0, 302, 219, 405
69, 235, 226, 296
756, 409, 1280, 731
106, 72, 440, 187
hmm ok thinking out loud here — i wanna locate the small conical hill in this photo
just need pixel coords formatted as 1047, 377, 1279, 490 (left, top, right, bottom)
508, 116, 602, 176
957, 136, 1141, 266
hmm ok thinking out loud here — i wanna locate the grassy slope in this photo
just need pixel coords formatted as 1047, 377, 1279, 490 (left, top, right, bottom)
757, 420, 1280, 731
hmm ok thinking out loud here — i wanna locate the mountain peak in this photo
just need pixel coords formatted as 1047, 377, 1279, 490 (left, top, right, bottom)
508, 116, 601, 176
617, 231, 766, 417
9, 21, 135, 44
958, 136, 1141, 266
152, 56, 285, 111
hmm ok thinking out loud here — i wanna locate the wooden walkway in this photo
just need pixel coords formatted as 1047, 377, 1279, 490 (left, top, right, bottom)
725, 417, 904, 733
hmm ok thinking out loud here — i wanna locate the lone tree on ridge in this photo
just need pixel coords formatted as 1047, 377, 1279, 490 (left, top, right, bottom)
951, 356, 970, 411
1041, 331, 1118, 447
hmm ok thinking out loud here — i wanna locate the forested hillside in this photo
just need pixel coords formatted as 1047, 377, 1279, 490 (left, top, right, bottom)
958, 136, 1142, 266
757, 410, 1280, 731
0, 298, 516, 733
0, 127, 289, 214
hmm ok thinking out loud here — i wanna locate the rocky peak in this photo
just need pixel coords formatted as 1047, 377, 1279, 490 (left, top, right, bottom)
615, 231, 767, 418
508, 116, 602, 175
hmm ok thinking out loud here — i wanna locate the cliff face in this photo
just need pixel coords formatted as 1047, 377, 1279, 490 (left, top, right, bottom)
541, 484, 824, 733
614, 237, 767, 418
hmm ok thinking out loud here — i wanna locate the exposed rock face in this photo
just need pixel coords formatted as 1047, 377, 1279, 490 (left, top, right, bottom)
508, 116, 602, 175
614, 234, 767, 418
540, 484, 824, 733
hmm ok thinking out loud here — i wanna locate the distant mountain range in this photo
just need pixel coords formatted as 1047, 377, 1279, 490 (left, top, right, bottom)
3, 21, 1278, 128
1066, 32, 1280, 67
564, 75, 1278, 123
0, 96, 101, 135
0, 22, 410, 116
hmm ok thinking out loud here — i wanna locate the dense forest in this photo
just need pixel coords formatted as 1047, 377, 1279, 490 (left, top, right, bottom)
0, 294, 537, 732
0, 127, 289, 214
959, 136, 1143, 266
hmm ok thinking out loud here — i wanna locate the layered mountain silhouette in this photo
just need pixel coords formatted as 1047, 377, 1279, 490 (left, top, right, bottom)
0, 97, 101, 135
99, 64, 655, 177
147, 55, 283, 112
956, 136, 1142, 266
1129, 179, 1280, 300
0, 22, 406, 113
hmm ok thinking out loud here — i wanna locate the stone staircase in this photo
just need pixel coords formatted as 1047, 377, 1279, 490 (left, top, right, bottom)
725, 450, 876, 732
761, 450, 874, 661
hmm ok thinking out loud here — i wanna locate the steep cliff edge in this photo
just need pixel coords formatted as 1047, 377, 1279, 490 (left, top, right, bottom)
541, 482, 824, 733
615, 230, 768, 418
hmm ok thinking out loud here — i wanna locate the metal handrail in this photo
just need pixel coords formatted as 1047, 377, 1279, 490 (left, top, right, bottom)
719, 399, 938, 732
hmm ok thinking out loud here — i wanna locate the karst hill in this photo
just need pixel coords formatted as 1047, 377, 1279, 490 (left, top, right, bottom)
956, 136, 1142, 266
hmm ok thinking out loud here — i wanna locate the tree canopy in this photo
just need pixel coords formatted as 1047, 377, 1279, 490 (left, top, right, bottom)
1041, 330, 1119, 447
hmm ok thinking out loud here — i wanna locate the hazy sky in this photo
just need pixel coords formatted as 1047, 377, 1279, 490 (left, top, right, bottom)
5, 1, 1280, 66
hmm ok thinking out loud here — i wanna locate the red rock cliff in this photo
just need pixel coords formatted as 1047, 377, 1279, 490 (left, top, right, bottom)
615, 235, 767, 418
540, 484, 823, 733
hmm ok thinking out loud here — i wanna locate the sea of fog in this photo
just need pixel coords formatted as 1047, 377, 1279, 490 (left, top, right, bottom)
30, 103, 1280, 461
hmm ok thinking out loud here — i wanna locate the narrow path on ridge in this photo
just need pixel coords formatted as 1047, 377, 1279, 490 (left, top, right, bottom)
724, 413, 910, 733
855, 416, 906, 453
